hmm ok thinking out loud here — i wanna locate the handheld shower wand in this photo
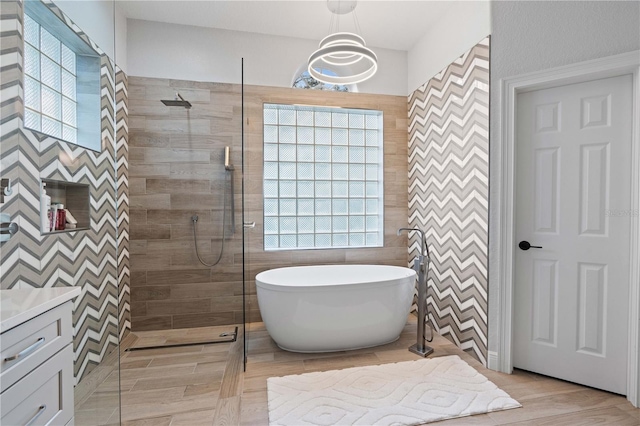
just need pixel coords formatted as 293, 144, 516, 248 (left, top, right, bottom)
192, 147, 235, 268
398, 227, 434, 357
224, 146, 234, 171
224, 147, 235, 233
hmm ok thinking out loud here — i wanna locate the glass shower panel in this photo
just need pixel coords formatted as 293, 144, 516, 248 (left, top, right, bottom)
241, 59, 252, 370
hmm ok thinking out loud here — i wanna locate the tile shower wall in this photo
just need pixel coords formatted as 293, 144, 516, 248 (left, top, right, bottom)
0, 0, 127, 382
128, 77, 245, 331
408, 37, 490, 364
128, 78, 408, 329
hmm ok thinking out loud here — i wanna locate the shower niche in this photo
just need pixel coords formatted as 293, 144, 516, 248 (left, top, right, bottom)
40, 178, 90, 234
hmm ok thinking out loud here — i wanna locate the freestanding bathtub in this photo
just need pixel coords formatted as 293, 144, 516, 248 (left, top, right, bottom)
255, 264, 416, 353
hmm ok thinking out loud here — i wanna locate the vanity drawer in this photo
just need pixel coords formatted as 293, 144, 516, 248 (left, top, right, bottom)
0, 302, 72, 392
0, 344, 73, 426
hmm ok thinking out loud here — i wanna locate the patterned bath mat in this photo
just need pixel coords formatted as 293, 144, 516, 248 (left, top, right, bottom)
267, 355, 521, 425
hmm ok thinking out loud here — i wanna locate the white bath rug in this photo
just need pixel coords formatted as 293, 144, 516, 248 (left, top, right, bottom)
267, 355, 521, 426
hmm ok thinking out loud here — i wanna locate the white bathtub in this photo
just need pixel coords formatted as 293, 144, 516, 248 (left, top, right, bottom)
255, 264, 416, 353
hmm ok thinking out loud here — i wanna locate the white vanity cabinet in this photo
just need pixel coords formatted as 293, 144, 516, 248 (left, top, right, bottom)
0, 288, 80, 426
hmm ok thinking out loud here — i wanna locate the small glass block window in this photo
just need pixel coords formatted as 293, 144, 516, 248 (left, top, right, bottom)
263, 104, 384, 250
23, 13, 77, 144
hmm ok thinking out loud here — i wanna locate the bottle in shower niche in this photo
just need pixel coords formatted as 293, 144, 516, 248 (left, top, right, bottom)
56, 204, 66, 231
40, 183, 51, 233
49, 203, 62, 231
49, 204, 58, 231
48, 208, 54, 232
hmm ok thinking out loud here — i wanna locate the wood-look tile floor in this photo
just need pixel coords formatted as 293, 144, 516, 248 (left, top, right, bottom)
84, 318, 639, 425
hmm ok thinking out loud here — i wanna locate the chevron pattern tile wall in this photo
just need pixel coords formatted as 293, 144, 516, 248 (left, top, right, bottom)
0, 0, 24, 291
0, 0, 122, 382
408, 37, 490, 364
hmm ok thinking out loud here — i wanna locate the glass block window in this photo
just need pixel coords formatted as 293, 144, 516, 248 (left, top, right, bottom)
263, 104, 384, 250
23, 13, 77, 144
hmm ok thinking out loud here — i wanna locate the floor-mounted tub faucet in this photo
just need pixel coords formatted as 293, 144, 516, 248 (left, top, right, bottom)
397, 227, 434, 357
397, 227, 428, 258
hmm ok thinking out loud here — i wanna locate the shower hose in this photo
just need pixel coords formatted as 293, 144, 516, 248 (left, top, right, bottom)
192, 170, 230, 267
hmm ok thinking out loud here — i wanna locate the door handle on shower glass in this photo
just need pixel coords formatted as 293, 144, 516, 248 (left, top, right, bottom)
519, 241, 542, 250
243, 222, 256, 229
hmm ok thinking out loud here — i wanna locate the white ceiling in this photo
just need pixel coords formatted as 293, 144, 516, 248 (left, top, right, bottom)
117, 1, 457, 51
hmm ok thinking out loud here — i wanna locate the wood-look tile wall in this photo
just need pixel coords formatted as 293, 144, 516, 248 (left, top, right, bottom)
129, 77, 408, 331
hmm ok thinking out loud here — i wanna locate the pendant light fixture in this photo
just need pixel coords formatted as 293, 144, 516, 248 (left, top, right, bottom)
308, 0, 378, 86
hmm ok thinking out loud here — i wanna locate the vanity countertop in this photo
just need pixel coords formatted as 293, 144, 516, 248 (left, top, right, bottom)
0, 287, 81, 333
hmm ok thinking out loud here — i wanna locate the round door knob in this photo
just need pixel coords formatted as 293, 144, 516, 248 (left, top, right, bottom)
519, 241, 542, 250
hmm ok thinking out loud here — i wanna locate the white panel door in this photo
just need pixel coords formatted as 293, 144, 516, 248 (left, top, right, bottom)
514, 74, 633, 395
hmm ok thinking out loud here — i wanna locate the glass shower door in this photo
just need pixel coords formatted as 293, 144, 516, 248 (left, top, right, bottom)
241, 58, 251, 370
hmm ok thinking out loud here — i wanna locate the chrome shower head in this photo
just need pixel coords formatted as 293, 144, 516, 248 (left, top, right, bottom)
161, 92, 192, 109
